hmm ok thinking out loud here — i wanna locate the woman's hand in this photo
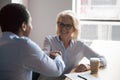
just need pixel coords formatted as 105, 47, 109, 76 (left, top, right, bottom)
74, 64, 90, 72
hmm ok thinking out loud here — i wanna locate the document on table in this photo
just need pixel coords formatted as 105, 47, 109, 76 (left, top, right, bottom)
65, 71, 101, 80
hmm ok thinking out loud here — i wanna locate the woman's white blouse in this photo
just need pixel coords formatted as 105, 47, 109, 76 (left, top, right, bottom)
43, 35, 107, 74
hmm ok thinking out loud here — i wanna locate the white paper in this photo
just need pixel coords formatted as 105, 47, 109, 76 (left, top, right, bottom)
65, 71, 101, 80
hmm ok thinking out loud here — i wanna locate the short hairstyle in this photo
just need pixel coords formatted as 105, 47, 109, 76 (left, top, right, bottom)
56, 10, 80, 40
0, 3, 29, 34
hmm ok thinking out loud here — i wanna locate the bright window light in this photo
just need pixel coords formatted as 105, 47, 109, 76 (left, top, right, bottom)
73, 0, 120, 46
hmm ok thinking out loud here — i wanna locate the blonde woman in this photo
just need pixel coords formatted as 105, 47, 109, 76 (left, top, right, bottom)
38, 10, 107, 80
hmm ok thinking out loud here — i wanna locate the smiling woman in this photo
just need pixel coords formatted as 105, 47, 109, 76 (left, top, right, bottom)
38, 10, 107, 80
56, 10, 80, 40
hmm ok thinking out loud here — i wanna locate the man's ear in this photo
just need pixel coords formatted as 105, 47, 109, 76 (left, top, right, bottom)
21, 22, 27, 31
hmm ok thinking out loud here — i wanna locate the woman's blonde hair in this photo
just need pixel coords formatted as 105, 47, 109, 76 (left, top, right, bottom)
56, 10, 80, 40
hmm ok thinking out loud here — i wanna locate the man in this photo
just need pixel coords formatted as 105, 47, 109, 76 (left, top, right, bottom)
0, 3, 65, 80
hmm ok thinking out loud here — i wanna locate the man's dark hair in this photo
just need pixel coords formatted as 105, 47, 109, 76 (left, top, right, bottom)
0, 3, 29, 34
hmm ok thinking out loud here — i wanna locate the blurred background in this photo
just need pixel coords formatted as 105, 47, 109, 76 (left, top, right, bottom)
1, 0, 120, 47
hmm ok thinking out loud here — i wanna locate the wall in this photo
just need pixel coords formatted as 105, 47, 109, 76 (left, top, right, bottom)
0, 0, 28, 8
28, 0, 72, 47
0, 0, 11, 9
12, 0, 28, 8
0, 0, 11, 36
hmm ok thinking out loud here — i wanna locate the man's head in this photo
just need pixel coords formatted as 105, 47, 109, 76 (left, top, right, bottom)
0, 3, 32, 36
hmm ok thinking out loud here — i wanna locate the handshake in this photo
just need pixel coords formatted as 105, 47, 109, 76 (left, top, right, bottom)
49, 51, 62, 59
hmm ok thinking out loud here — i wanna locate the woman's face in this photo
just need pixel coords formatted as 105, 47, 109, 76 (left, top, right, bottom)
57, 16, 75, 39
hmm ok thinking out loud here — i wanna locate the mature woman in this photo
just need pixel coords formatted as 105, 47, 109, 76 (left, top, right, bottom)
0, 3, 65, 80
38, 10, 107, 80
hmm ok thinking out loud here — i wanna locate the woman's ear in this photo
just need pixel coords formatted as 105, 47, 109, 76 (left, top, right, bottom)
21, 22, 27, 31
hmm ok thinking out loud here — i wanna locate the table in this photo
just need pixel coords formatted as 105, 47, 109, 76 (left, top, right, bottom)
65, 40, 120, 80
